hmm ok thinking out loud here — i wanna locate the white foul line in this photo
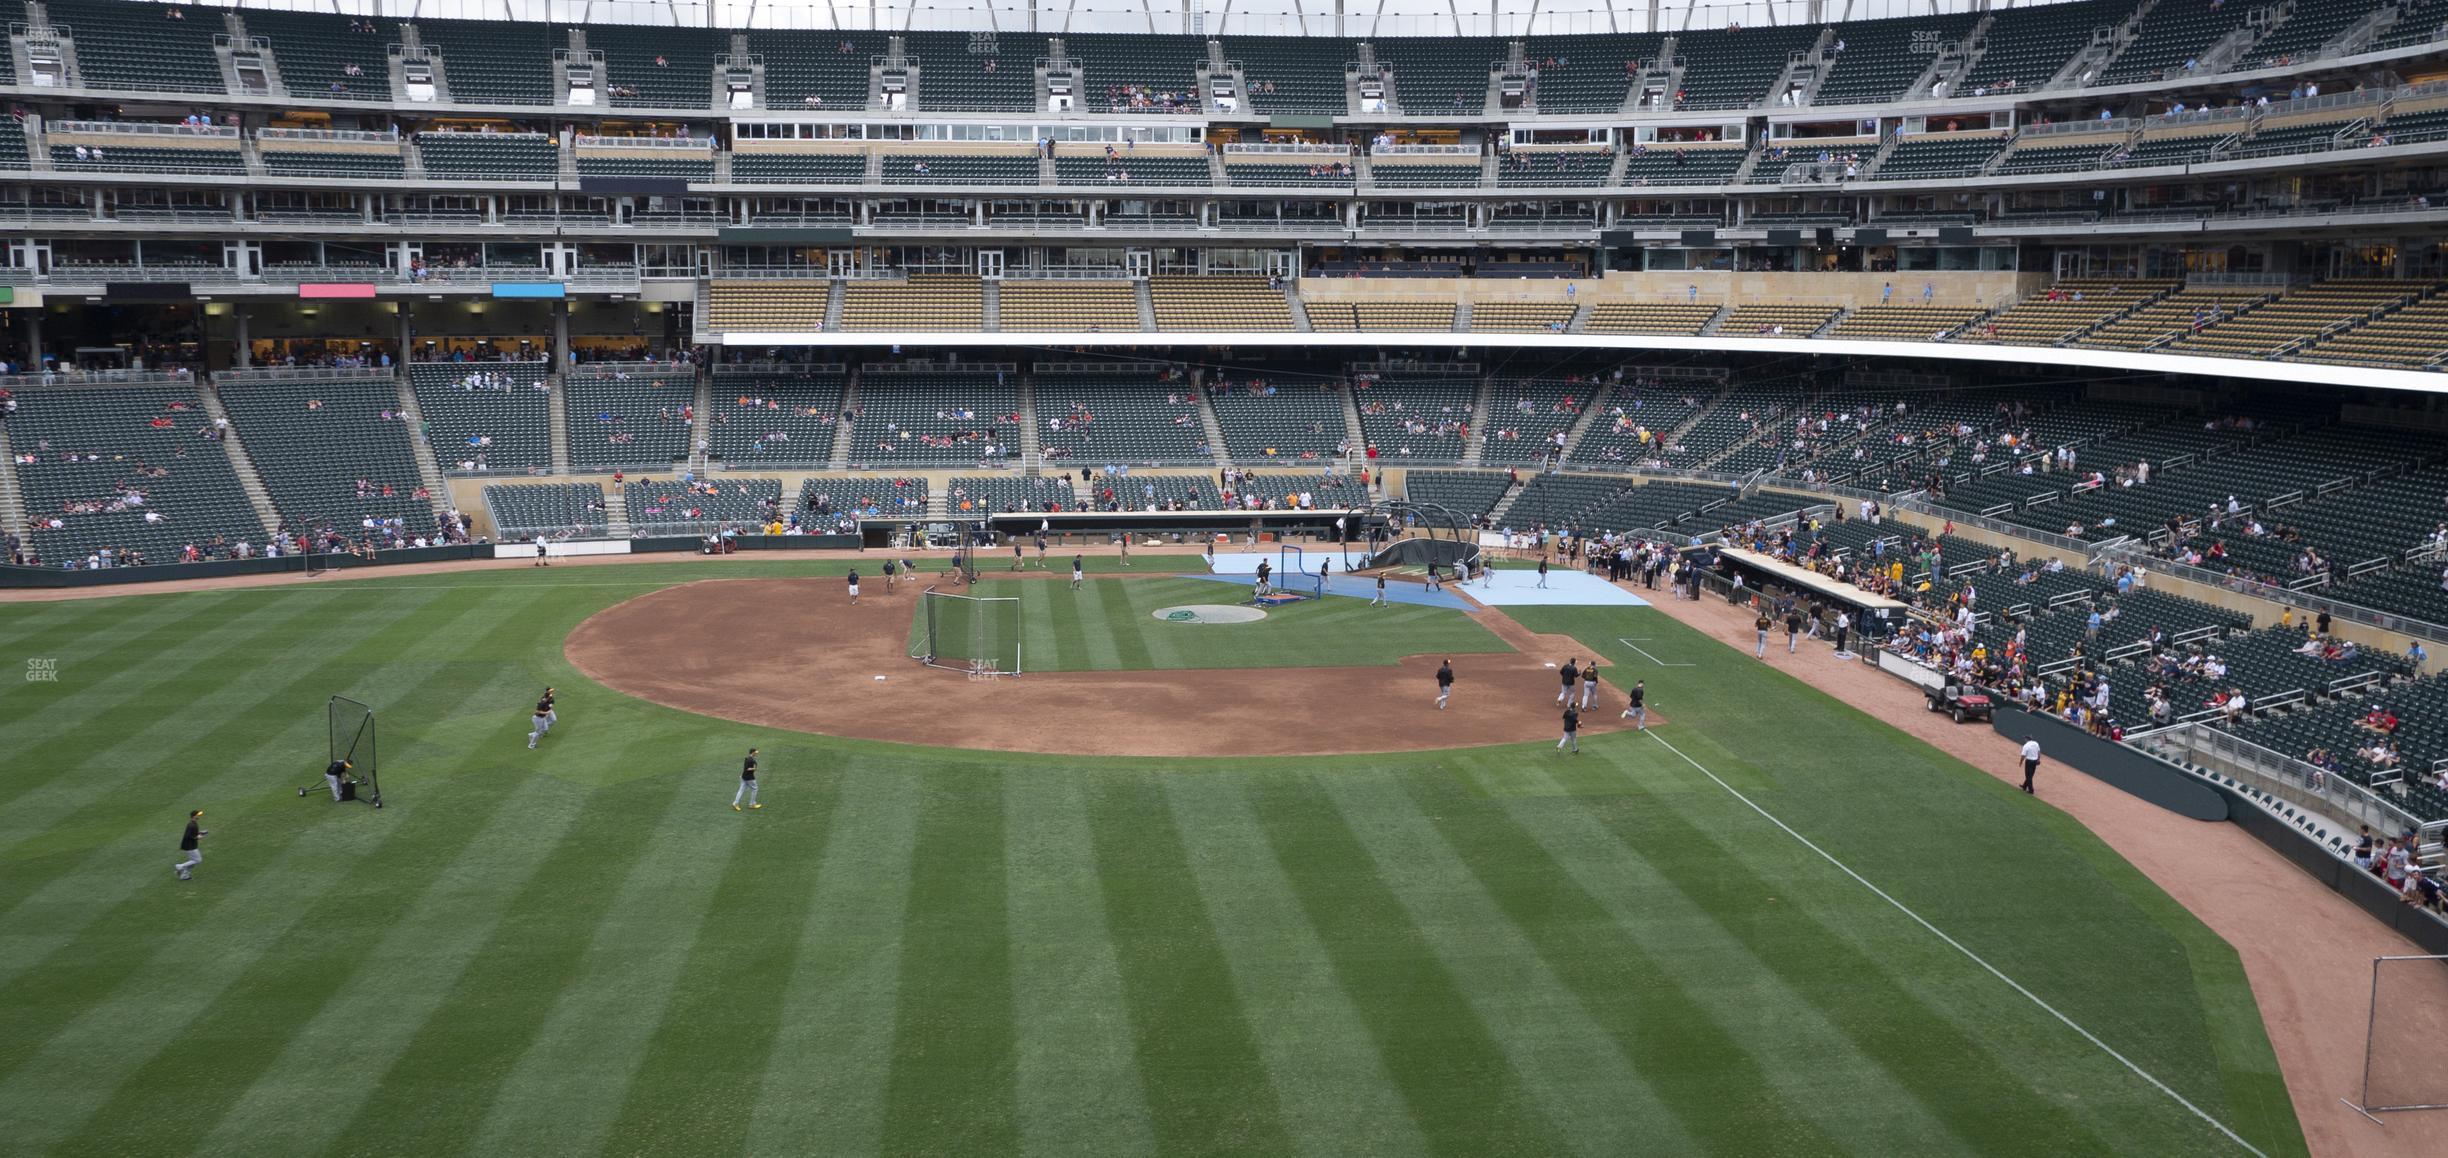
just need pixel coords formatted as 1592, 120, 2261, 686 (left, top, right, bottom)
1615, 637, 1696, 667
1640, 728, 2268, 1158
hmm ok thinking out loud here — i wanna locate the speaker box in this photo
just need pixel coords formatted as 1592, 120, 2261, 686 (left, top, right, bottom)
1814, 226, 1837, 246
1855, 227, 1889, 244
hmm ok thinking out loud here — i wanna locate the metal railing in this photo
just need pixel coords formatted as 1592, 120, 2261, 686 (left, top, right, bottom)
214, 366, 396, 384
49, 119, 238, 140
2140, 722, 2427, 836
259, 126, 402, 143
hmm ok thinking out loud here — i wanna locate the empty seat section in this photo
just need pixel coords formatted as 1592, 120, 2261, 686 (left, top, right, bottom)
1832, 305, 1986, 340
1370, 161, 1482, 188
1991, 140, 2114, 175
484, 483, 606, 536
1053, 155, 1211, 185
905, 30, 1045, 111
584, 24, 720, 107
0, 119, 24, 169
1972, 279, 2174, 345
1036, 373, 1211, 464
217, 377, 436, 539
576, 153, 714, 180
1814, 13, 1979, 105
1616, 146, 1740, 185
1582, 302, 1715, 335
2247, 0, 2371, 65
50, 143, 243, 173
705, 281, 830, 331
1498, 149, 1618, 186
409, 363, 555, 473
246, 7, 395, 100
880, 153, 1038, 184
2075, 287, 2270, 348
1671, 25, 1818, 108
1873, 133, 2008, 179
261, 147, 407, 178
1400, 469, 1511, 517
1150, 275, 1292, 331
2101, 0, 2240, 85
2234, 116, 2357, 159
1223, 160, 1353, 187
1373, 36, 1503, 113
2174, 280, 2432, 359
998, 281, 1141, 331
1721, 304, 1839, 335
837, 275, 984, 331
842, 373, 1020, 465
417, 16, 556, 103
1471, 302, 1577, 332
2297, 296, 2448, 368
8, 383, 258, 565
1522, 33, 1666, 113
1353, 301, 1456, 331
709, 370, 846, 465
564, 372, 695, 469
1208, 380, 1349, 462
731, 153, 867, 183
748, 30, 887, 109
1962, 0, 2128, 92
417, 133, 559, 180
46, 0, 225, 91
1229, 36, 1353, 114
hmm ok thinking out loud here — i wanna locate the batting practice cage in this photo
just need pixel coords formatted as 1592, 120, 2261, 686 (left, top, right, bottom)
328, 695, 383, 807
2351, 954, 2448, 1115
912, 589, 1023, 675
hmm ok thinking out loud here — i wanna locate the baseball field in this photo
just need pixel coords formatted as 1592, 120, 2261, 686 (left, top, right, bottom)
0, 555, 2306, 1156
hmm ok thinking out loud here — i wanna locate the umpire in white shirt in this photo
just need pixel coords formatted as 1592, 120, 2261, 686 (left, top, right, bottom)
2019, 736, 2041, 794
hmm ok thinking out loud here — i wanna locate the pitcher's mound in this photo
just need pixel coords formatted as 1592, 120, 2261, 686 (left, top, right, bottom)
1152, 604, 1267, 624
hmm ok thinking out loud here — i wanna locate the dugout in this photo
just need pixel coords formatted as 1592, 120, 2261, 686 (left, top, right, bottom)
1710, 547, 1908, 640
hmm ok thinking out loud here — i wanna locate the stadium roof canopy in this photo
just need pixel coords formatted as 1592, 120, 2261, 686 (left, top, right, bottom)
191, 0, 2066, 38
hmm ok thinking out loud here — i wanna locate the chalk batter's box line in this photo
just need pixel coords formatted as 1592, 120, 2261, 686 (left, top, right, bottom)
1617, 637, 1695, 667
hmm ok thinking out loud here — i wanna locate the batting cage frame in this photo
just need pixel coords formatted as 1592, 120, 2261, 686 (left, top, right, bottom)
912, 588, 1023, 676
327, 695, 383, 807
2347, 953, 2448, 1117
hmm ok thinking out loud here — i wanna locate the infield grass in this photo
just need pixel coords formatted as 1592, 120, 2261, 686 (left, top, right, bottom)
950, 575, 1513, 672
0, 560, 2306, 1157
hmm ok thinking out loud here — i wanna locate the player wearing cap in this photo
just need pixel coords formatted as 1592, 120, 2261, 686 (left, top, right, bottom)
734, 748, 762, 810
1435, 659, 1454, 709
174, 810, 207, 880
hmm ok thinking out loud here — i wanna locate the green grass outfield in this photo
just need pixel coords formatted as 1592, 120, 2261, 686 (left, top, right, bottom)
0, 560, 2306, 1157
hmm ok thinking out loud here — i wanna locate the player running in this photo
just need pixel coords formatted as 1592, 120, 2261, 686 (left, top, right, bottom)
1621, 680, 1647, 729
1034, 533, 1049, 569
1785, 605, 1803, 654
1557, 704, 1581, 754
527, 692, 552, 749
1579, 660, 1599, 710
733, 747, 761, 810
1754, 610, 1773, 658
174, 810, 207, 880
1556, 657, 1579, 705
1254, 559, 1273, 599
1435, 658, 1454, 709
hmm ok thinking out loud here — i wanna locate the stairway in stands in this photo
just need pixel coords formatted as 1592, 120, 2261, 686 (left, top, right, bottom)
0, 419, 29, 547
197, 383, 283, 537
389, 371, 455, 525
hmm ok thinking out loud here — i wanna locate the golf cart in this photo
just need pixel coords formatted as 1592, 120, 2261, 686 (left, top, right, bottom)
1926, 681, 1994, 724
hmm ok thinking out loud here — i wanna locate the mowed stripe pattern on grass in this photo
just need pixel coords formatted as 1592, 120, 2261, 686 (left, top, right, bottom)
0, 566, 2304, 1156
972, 575, 1514, 673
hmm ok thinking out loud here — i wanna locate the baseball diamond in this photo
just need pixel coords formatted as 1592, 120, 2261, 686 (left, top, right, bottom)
15, 0, 2448, 1153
